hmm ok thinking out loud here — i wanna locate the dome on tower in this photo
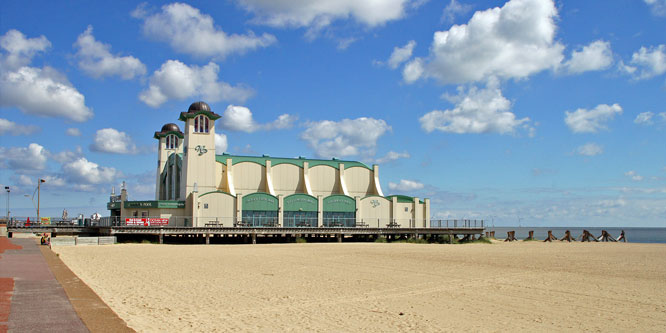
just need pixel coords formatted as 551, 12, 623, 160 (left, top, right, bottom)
187, 101, 211, 113
160, 123, 181, 133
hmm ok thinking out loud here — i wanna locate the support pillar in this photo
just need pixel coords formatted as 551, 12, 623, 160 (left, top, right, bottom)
448, 233, 452, 244
337, 234, 342, 243
205, 233, 210, 245
252, 233, 257, 244
159, 233, 164, 244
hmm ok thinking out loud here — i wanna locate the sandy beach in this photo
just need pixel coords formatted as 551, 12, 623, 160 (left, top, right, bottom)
53, 242, 666, 332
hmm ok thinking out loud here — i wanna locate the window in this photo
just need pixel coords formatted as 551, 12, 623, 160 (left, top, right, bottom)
194, 115, 209, 133
165, 134, 178, 149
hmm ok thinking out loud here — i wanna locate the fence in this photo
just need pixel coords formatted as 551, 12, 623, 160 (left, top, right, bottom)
8, 216, 483, 229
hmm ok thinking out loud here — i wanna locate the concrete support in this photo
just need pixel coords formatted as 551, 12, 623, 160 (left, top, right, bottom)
448, 233, 453, 244
252, 233, 257, 244
159, 233, 164, 244
337, 234, 342, 243
205, 233, 210, 245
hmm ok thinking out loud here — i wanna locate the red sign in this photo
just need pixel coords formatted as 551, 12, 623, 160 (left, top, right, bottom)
125, 218, 169, 226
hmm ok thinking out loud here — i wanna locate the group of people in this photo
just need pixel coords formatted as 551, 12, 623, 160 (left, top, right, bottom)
40, 233, 50, 245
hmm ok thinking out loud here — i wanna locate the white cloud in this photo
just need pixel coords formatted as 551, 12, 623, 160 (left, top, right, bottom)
387, 40, 416, 69
634, 112, 654, 125
134, 3, 276, 59
576, 143, 603, 156
237, 0, 417, 32
625, 170, 644, 182
388, 179, 424, 191
50, 147, 84, 164
139, 60, 254, 108
0, 30, 93, 123
215, 133, 228, 153
218, 105, 297, 132
0, 118, 39, 135
90, 128, 138, 154
0, 66, 93, 122
301, 117, 391, 158
0, 143, 48, 170
74, 26, 146, 80
402, 58, 424, 83
63, 157, 120, 185
644, 0, 666, 16
0, 29, 50, 69
620, 44, 666, 80
375, 151, 410, 164
563, 40, 613, 74
419, 80, 531, 135
441, 0, 472, 23
403, 0, 564, 84
564, 103, 622, 133
66, 128, 82, 136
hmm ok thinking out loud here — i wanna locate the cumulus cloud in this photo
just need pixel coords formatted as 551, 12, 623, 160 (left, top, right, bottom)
0, 30, 93, 122
634, 112, 655, 125
620, 44, 666, 80
90, 128, 138, 154
644, 0, 666, 16
0, 143, 48, 170
403, 0, 564, 84
441, 0, 473, 23
74, 26, 146, 80
625, 170, 644, 182
301, 117, 391, 158
63, 157, 120, 185
50, 146, 84, 164
419, 80, 531, 135
564, 103, 623, 133
576, 143, 603, 156
563, 40, 613, 74
134, 2, 276, 59
215, 133, 228, 153
0, 118, 39, 135
236, 0, 417, 33
139, 60, 254, 108
0, 29, 50, 69
66, 128, 82, 136
388, 179, 424, 191
387, 40, 416, 69
374, 151, 410, 164
218, 105, 297, 132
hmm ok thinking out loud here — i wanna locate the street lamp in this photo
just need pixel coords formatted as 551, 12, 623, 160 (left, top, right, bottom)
4, 186, 9, 222
37, 178, 45, 222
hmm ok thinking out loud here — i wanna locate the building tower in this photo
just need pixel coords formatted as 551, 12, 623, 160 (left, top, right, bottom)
153, 123, 183, 200
179, 101, 221, 200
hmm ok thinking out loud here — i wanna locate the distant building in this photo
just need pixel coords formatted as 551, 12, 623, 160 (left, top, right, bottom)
108, 101, 430, 228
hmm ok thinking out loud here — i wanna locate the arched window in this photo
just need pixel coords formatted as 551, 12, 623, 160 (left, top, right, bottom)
194, 115, 209, 133
165, 134, 178, 149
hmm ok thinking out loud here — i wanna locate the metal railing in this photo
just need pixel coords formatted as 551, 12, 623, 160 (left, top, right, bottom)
8, 216, 484, 229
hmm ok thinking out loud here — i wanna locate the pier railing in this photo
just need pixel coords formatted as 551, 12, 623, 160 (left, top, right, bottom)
8, 216, 483, 229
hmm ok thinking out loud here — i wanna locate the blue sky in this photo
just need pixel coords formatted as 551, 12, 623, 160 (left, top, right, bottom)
1, 0, 664, 226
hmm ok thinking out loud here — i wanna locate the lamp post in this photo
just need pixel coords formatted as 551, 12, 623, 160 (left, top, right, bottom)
37, 178, 45, 222
4, 186, 9, 222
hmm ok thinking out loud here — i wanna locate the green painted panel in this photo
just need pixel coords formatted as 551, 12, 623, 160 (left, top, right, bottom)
107, 202, 120, 210
385, 195, 425, 204
242, 193, 278, 211
284, 194, 318, 212
123, 201, 185, 209
215, 154, 371, 170
323, 195, 356, 212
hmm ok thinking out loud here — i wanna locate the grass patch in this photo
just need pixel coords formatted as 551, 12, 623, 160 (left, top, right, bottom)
295, 237, 307, 243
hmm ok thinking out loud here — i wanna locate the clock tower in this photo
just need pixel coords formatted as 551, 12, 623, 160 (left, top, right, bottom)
179, 101, 220, 199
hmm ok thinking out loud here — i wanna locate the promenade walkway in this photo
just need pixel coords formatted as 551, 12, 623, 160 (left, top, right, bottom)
0, 237, 132, 332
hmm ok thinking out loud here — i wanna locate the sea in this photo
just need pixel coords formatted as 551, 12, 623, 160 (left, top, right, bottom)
486, 227, 666, 244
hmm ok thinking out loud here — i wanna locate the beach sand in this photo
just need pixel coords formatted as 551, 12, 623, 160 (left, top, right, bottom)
53, 242, 666, 332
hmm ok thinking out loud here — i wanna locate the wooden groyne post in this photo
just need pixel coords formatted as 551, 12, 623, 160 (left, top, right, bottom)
524, 230, 534, 241
579, 230, 598, 242
504, 231, 517, 242
559, 230, 574, 242
543, 230, 557, 242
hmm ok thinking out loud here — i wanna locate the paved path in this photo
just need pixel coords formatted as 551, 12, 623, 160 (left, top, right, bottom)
0, 238, 87, 332
0, 237, 133, 333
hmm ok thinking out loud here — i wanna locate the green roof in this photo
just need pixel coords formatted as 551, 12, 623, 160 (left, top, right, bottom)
215, 154, 371, 170
385, 195, 425, 204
